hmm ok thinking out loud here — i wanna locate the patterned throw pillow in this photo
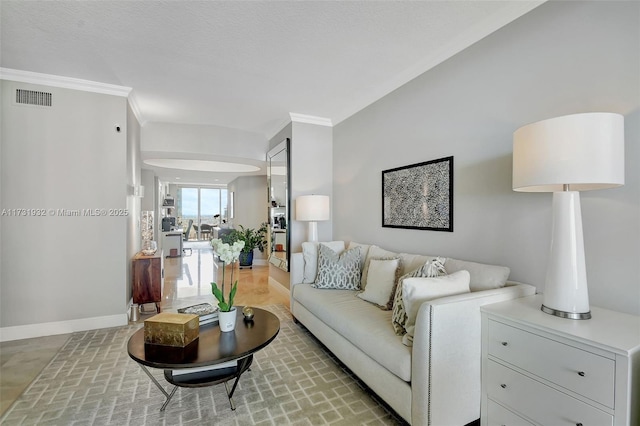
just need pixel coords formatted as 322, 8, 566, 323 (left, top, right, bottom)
391, 257, 447, 335
313, 244, 362, 290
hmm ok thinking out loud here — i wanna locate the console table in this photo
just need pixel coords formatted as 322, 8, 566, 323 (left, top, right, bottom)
481, 294, 640, 426
127, 307, 280, 411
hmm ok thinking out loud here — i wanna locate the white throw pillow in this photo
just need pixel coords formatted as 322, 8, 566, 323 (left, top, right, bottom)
302, 241, 345, 283
361, 245, 399, 288
357, 258, 401, 309
402, 270, 471, 346
391, 257, 447, 335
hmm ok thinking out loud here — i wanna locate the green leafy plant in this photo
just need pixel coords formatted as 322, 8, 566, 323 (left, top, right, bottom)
209, 239, 245, 312
219, 223, 268, 253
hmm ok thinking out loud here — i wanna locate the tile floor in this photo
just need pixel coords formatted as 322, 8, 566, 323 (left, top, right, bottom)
0, 241, 290, 416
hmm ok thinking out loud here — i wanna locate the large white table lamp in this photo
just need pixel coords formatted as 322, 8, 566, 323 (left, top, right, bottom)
296, 195, 330, 242
513, 112, 624, 319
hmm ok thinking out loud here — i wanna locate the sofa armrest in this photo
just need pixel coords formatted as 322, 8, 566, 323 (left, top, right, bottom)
291, 252, 304, 287
290, 252, 305, 313
411, 283, 536, 425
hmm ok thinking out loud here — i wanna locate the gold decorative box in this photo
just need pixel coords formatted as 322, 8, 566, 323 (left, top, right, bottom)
144, 312, 199, 347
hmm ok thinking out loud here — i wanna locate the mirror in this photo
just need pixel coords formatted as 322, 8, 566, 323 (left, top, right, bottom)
267, 138, 290, 271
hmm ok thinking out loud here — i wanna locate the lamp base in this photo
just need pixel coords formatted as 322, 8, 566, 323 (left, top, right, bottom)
542, 191, 591, 320
541, 304, 591, 320
308, 221, 318, 242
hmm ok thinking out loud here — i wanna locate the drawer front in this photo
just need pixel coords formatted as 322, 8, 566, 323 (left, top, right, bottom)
487, 399, 535, 426
486, 360, 613, 426
487, 319, 615, 407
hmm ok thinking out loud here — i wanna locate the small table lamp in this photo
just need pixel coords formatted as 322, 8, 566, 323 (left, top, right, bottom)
513, 112, 624, 319
296, 195, 330, 242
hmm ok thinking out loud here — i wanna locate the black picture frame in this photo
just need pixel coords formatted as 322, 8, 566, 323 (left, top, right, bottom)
382, 156, 453, 232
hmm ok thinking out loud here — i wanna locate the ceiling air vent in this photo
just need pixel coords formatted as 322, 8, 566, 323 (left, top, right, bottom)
15, 89, 52, 107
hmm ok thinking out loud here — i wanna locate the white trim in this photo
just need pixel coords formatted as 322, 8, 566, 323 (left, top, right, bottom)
0, 313, 129, 342
289, 113, 333, 127
127, 92, 145, 125
0, 68, 132, 97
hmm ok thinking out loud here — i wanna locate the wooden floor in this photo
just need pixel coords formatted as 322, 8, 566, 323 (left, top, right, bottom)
158, 242, 289, 314
0, 242, 288, 416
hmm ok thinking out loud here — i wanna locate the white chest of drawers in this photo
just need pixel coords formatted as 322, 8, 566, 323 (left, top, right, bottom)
481, 295, 640, 426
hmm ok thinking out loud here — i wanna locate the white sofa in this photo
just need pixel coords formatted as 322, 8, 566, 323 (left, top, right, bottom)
290, 242, 536, 426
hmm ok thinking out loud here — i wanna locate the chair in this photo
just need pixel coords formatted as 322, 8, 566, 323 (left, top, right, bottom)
183, 219, 193, 241
200, 224, 212, 240
182, 219, 194, 256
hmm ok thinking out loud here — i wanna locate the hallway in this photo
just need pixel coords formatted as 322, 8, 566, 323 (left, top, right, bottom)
157, 240, 290, 314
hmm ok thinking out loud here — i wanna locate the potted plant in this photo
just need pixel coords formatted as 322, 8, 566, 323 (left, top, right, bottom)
219, 223, 268, 268
210, 239, 245, 332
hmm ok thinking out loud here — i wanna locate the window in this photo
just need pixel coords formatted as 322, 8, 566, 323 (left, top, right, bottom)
177, 187, 228, 240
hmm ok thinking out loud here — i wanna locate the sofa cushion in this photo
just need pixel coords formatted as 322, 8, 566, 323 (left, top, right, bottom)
357, 258, 402, 309
293, 284, 412, 382
313, 244, 362, 290
402, 270, 471, 346
392, 257, 447, 335
302, 241, 345, 284
445, 258, 510, 291
398, 253, 437, 276
347, 242, 371, 275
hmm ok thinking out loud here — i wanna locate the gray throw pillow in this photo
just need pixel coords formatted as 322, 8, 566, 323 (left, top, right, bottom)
313, 244, 362, 290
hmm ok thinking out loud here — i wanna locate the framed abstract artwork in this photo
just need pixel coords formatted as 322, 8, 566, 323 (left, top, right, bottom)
382, 156, 453, 232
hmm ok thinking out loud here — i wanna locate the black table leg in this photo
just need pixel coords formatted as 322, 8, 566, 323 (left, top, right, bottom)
223, 356, 252, 410
138, 364, 178, 411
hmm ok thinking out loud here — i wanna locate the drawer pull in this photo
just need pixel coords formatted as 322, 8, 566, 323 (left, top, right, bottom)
500, 384, 507, 389
578, 371, 585, 377
501, 341, 508, 346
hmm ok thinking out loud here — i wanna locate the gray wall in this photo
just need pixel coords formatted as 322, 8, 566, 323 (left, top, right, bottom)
333, 1, 639, 315
290, 121, 333, 252
1, 80, 130, 337
141, 169, 156, 212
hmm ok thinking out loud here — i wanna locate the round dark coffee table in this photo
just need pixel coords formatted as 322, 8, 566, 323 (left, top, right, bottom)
128, 307, 280, 411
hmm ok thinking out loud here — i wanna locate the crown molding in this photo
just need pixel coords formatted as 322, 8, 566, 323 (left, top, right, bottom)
289, 113, 333, 127
0, 68, 132, 97
127, 92, 146, 126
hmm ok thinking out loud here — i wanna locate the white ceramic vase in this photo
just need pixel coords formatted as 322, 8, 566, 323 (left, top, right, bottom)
218, 307, 237, 332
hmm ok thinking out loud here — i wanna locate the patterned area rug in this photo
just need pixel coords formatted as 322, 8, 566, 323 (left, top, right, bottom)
1, 305, 405, 425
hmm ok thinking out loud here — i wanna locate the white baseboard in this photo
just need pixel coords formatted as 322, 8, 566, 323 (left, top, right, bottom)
0, 313, 129, 342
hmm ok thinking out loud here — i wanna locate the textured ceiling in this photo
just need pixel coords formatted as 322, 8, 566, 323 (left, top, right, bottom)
1, 0, 544, 182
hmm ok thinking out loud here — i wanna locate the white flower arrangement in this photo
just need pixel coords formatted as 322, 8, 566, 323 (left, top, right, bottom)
210, 238, 245, 312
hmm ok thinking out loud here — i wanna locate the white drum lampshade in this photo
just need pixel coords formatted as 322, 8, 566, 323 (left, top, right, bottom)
513, 112, 624, 319
296, 195, 330, 242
